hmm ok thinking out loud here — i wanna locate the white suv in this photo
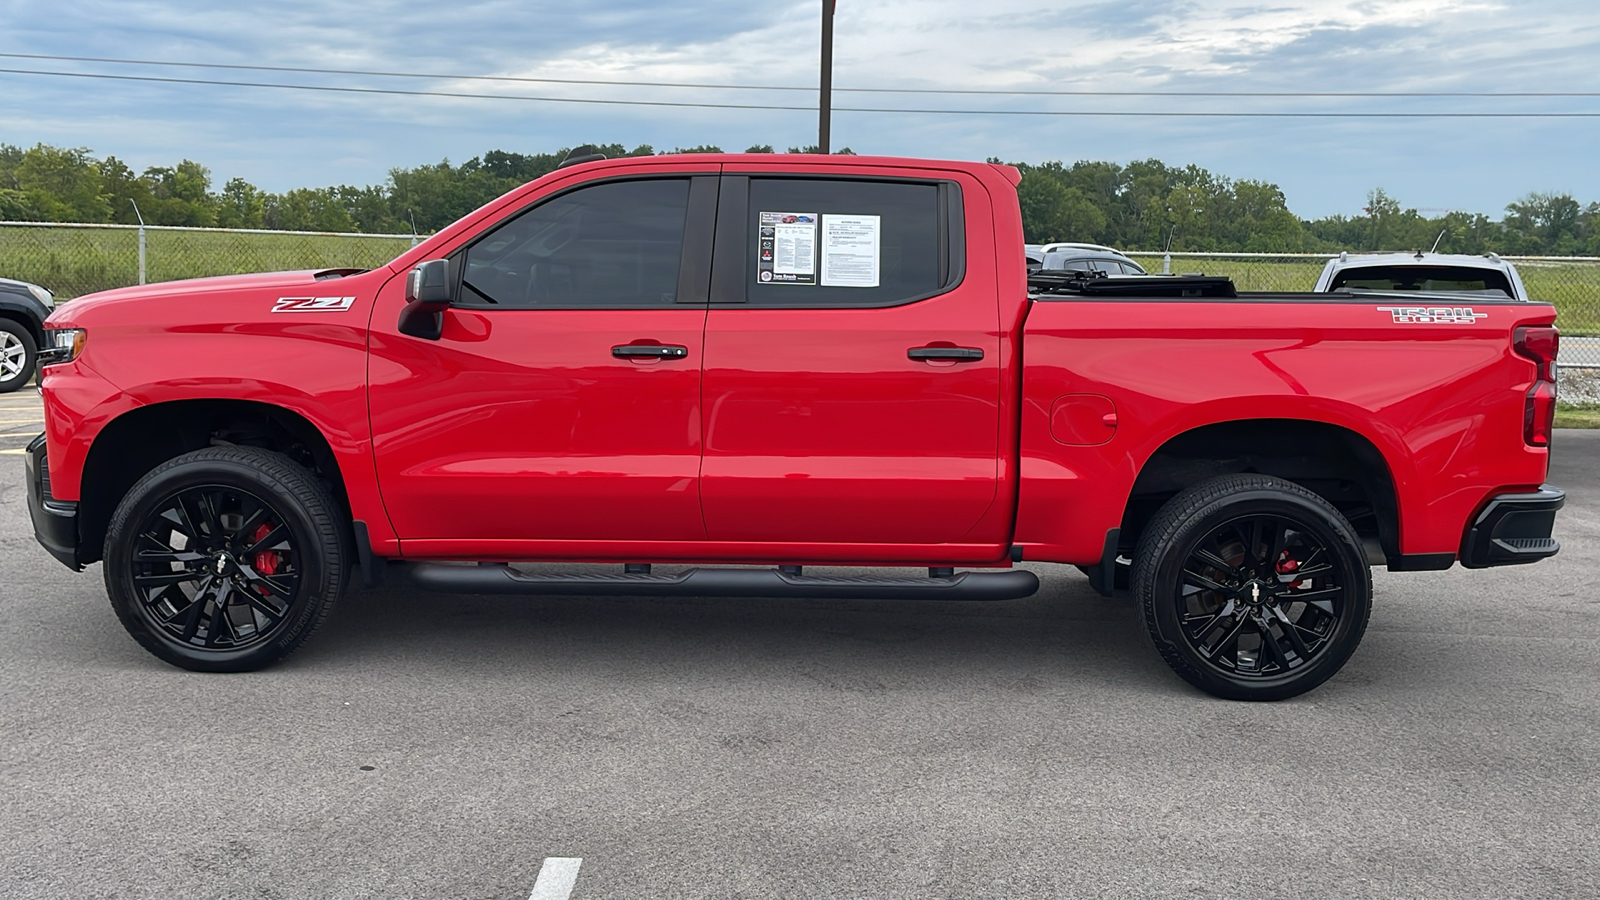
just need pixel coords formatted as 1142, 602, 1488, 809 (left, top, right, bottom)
1315, 251, 1527, 300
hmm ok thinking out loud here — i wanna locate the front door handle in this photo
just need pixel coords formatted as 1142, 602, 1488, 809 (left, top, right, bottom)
613, 343, 689, 359
908, 346, 984, 362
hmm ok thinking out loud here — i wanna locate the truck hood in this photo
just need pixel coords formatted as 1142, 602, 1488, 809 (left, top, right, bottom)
47, 269, 365, 325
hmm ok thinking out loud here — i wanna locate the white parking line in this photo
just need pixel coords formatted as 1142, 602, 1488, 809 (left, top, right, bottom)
528, 857, 583, 900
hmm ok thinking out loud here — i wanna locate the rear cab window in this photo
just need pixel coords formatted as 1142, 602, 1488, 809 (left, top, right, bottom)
711, 176, 964, 308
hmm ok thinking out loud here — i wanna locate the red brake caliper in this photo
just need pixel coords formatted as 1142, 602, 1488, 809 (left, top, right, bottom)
1276, 552, 1302, 588
250, 522, 280, 595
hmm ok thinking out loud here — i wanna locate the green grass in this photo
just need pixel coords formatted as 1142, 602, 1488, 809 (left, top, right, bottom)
1555, 404, 1600, 428
4, 227, 1597, 336
1, 226, 413, 299
1126, 255, 1325, 292
1128, 254, 1600, 336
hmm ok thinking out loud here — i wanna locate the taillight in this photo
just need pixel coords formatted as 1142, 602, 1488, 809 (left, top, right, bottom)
1513, 325, 1559, 447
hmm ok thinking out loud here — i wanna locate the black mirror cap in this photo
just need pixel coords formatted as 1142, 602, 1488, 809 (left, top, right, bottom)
405, 259, 451, 306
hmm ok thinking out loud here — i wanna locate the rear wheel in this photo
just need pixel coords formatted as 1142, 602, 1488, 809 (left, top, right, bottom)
1133, 474, 1372, 701
0, 319, 37, 393
104, 446, 349, 671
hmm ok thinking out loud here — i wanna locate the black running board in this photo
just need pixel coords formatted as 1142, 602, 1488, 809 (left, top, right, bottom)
407, 563, 1040, 601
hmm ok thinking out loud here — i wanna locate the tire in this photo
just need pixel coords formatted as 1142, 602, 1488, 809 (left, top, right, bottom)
103, 446, 350, 672
0, 319, 37, 393
1132, 474, 1372, 701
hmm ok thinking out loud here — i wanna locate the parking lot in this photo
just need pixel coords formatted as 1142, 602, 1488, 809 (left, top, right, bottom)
2, 382, 1596, 899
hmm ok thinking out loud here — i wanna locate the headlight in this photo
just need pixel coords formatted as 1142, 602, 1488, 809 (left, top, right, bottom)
41, 328, 85, 365
26, 283, 54, 309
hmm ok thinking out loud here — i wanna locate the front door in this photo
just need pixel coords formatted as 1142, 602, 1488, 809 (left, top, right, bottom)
698, 171, 1005, 546
368, 175, 716, 547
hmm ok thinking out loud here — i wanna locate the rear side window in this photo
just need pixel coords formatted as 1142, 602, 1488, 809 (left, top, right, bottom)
1331, 265, 1513, 296
458, 178, 690, 309
743, 178, 951, 307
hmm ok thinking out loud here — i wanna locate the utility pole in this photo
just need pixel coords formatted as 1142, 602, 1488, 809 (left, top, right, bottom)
819, 0, 835, 153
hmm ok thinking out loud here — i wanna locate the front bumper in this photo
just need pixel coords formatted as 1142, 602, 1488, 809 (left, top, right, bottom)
1460, 485, 1564, 569
25, 433, 80, 570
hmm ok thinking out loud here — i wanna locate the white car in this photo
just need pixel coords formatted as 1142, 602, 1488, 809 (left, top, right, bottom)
1315, 251, 1527, 300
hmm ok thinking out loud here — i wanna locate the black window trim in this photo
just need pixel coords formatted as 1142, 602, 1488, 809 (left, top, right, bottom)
708, 173, 966, 309
448, 172, 720, 311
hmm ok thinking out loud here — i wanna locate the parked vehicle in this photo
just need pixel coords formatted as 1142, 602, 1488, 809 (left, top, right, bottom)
1038, 243, 1147, 275
1315, 251, 1528, 299
26, 151, 1563, 700
0, 275, 54, 393
1026, 243, 1145, 275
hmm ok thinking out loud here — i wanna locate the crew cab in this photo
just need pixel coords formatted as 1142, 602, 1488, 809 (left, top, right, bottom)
25, 151, 1564, 700
1315, 251, 1528, 299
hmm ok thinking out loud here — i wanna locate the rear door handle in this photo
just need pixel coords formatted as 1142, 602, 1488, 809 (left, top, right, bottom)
613, 344, 689, 359
908, 346, 984, 362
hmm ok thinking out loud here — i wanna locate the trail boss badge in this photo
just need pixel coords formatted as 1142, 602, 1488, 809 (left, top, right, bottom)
1376, 306, 1488, 325
272, 296, 357, 313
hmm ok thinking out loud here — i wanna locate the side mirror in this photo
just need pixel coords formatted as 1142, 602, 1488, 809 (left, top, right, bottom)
406, 259, 452, 306
399, 259, 451, 340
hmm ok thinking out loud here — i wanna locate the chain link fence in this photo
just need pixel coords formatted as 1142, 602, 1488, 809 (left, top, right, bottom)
1127, 252, 1600, 368
3, 226, 1597, 367
1, 221, 416, 301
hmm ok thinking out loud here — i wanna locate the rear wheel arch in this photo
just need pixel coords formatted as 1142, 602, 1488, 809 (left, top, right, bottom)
78, 399, 351, 565
1120, 418, 1402, 566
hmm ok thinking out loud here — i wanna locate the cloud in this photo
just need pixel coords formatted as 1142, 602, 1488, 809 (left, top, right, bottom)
0, 0, 1596, 216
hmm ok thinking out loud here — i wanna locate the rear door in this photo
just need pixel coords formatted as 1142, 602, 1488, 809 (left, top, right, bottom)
698, 168, 1005, 546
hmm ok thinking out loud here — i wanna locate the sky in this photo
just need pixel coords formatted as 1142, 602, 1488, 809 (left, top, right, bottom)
1, 0, 1598, 219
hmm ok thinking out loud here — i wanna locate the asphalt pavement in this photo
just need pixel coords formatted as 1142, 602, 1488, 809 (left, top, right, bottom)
2, 395, 1596, 898
0, 386, 42, 456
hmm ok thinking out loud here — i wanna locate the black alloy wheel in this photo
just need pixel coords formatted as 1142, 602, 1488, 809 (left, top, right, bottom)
105, 446, 349, 671
1134, 474, 1372, 701
129, 485, 301, 652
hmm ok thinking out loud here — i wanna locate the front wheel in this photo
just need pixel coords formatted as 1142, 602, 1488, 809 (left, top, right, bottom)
0, 319, 37, 393
1132, 474, 1372, 701
103, 446, 350, 671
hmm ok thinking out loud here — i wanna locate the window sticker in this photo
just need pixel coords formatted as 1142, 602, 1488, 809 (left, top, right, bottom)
757, 211, 817, 284
820, 214, 881, 288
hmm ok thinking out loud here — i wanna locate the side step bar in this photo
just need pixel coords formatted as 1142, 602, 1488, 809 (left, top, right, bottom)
407, 563, 1040, 602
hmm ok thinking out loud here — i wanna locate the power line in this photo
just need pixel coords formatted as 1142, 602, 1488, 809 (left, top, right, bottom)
2, 51, 1598, 98
3, 67, 1599, 117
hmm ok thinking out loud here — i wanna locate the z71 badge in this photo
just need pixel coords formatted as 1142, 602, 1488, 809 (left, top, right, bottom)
272, 296, 357, 313
1376, 306, 1488, 325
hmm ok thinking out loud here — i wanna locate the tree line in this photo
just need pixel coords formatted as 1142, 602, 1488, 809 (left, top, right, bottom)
3, 141, 1597, 255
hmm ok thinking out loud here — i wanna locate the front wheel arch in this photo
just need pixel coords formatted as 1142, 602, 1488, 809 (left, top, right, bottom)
78, 399, 351, 565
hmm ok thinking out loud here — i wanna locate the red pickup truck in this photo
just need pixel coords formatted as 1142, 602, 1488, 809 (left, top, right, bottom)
26, 151, 1563, 700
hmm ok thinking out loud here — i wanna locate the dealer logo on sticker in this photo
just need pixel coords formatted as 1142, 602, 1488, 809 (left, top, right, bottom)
272, 296, 357, 313
1376, 306, 1488, 325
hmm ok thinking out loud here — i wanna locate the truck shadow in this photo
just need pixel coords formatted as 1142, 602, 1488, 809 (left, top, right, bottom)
299, 563, 1184, 697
